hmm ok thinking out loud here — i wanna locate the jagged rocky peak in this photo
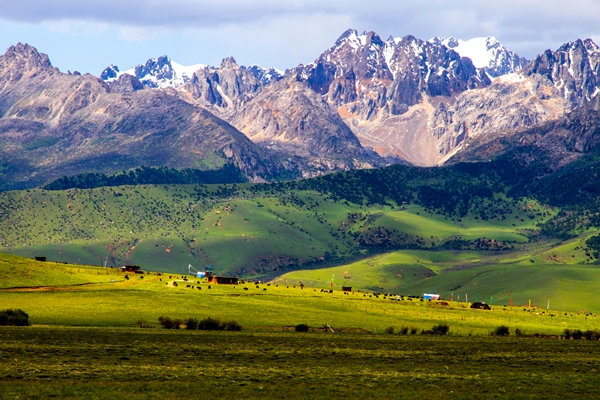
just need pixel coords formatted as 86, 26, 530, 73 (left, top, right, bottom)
523, 38, 600, 105
220, 56, 238, 69
101, 54, 283, 93
429, 36, 529, 77
2, 43, 52, 66
243, 65, 283, 85
291, 28, 490, 124
100, 65, 119, 81
184, 56, 263, 110
0, 43, 54, 81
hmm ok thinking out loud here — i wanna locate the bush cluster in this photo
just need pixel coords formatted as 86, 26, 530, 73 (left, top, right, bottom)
421, 323, 450, 335
564, 328, 600, 340
0, 309, 30, 326
491, 325, 510, 336
295, 324, 309, 332
158, 316, 241, 331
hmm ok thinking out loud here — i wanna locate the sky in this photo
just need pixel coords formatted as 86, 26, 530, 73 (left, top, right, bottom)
0, 0, 599, 76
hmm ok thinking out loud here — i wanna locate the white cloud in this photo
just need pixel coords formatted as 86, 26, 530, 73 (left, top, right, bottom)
1, 0, 600, 73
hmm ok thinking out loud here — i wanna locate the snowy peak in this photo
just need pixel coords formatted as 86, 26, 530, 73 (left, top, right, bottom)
100, 56, 204, 89
101, 56, 282, 89
290, 28, 490, 120
429, 36, 529, 77
100, 65, 119, 81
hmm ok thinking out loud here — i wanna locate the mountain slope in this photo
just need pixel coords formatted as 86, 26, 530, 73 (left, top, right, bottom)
0, 43, 279, 190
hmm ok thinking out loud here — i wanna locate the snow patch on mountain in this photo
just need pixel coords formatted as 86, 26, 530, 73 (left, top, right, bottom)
429, 36, 529, 77
101, 57, 205, 89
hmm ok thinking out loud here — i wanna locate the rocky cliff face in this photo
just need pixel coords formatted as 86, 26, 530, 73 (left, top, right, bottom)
449, 95, 600, 170
283, 30, 494, 165
181, 57, 264, 113
178, 57, 384, 174
292, 29, 490, 121
0, 44, 279, 190
523, 39, 600, 106
432, 39, 600, 164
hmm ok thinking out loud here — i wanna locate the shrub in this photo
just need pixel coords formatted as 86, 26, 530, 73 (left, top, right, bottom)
409, 326, 418, 335
185, 318, 199, 330
563, 328, 571, 338
198, 317, 224, 331
223, 320, 242, 331
492, 325, 510, 336
172, 319, 183, 329
583, 330, 600, 340
431, 323, 450, 335
399, 326, 409, 335
0, 309, 30, 326
385, 326, 395, 334
295, 324, 309, 332
158, 316, 175, 329
572, 329, 583, 340
136, 319, 151, 328
515, 328, 524, 337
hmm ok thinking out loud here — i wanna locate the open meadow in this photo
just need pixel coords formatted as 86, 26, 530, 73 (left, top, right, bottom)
2, 327, 600, 399
2, 253, 600, 399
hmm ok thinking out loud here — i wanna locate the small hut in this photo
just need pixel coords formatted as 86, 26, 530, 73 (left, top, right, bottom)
342, 286, 352, 292
207, 276, 238, 285
124, 265, 141, 272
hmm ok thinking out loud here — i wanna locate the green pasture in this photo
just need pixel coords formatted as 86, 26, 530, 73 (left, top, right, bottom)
1, 254, 599, 335
0, 253, 116, 288
2, 328, 600, 399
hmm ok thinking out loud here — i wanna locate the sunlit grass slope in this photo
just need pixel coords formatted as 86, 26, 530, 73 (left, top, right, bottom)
1, 253, 600, 335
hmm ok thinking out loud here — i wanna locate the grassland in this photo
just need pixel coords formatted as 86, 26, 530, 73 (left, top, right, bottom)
2, 327, 600, 399
1, 254, 599, 334
2, 255, 600, 399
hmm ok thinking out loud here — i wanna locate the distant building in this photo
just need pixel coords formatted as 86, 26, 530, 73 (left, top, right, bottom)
342, 286, 352, 292
207, 276, 238, 285
423, 293, 440, 300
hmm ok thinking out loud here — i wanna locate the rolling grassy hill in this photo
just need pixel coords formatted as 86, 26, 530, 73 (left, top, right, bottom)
0, 183, 554, 278
276, 233, 600, 313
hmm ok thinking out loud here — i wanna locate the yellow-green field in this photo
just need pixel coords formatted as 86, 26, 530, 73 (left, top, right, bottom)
1, 254, 599, 336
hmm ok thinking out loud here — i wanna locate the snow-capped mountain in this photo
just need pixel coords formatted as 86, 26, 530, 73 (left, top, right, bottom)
291, 29, 490, 119
100, 56, 204, 89
429, 36, 529, 78
101, 57, 282, 90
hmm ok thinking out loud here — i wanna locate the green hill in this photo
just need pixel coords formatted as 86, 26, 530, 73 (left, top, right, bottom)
275, 234, 600, 313
0, 182, 553, 277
